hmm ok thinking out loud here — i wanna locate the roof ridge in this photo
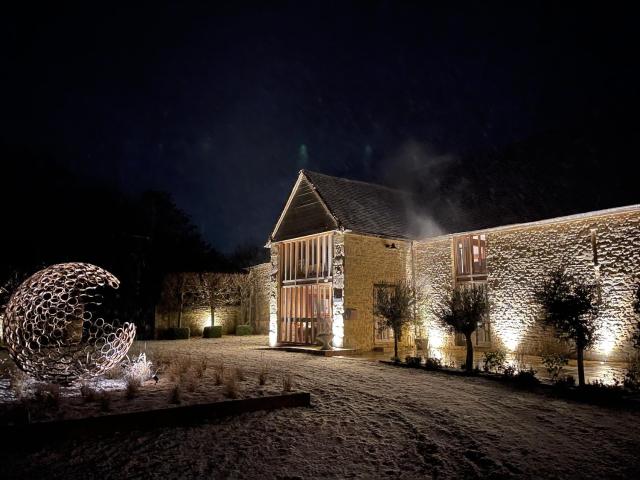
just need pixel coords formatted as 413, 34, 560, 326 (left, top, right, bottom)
300, 169, 411, 196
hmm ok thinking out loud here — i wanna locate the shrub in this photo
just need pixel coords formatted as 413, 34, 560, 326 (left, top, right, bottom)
122, 352, 154, 385
33, 383, 60, 409
258, 363, 270, 385
425, 357, 442, 370
235, 324, 253, 336
159, 327, 190, 340
623, 353, 640, 391
203, 326, 223, 338
182, 373, 198, 393
194, 358, 207, 378
581, 379, 625, 402
99, 391, 112, 411
502, 364, 517, 379
282, 373, 293, 392
224, 376, 238, 399
80, 382, 100, 402
483, 350, 506, 373
104, 364, 124, 380
234, 366, 245, 381
554, 375, 576, 390
168, 355, 193, 382
514, 367, 539, 386
541, 353, 569, 382
169, 384, 182, 404
214, 361, 225, 386
405, 356, 422, 367
125, 378, 140, 399
8, 368, 29, 399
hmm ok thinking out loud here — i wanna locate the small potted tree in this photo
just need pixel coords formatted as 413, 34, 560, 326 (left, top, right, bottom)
534, 267, 599, 387
435, 283, 488, 374
373, 280, 416, 362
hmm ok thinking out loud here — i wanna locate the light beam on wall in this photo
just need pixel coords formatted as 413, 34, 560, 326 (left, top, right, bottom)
596, 321, 616, 358
332, 301, 344, 348
269, 313, 278, 347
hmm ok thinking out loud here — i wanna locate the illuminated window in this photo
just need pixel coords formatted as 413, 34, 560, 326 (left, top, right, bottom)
453, 234, 489, 347
454, 234, 487, 281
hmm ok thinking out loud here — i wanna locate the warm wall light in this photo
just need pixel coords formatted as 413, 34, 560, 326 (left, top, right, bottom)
596, 323, 616, 358
269, 313, 278, 347
332, 303, 345, 348
496, 324, 522, 352
426, 326, 446, 359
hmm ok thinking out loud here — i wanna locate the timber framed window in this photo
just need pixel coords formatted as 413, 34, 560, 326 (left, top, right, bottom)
279, 284, 332, 343
278, 233, 333, 344
454, 234, 487, 282
453, 234, 490, 346
280, 233, 333, 284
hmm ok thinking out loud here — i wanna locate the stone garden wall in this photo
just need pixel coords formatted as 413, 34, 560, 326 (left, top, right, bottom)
414, 207, 640, 361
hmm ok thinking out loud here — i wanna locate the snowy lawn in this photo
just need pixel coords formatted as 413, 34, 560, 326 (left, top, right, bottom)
3, 335, 640, 479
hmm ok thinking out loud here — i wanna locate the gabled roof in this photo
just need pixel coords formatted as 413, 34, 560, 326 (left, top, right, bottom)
270, 170, 414, 242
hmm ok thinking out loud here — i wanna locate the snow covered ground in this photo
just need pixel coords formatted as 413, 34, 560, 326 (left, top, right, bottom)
3, 335, 640, 479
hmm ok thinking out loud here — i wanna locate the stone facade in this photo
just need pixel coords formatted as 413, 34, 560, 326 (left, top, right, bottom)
269, 205, 639, 356
342, 233, 414, 351
415, 207, 640, 361
245, 263, 271, 334
413, 237, 455, 351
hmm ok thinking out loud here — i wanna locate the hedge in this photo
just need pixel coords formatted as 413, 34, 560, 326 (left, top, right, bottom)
235, 325, 253, 336
203, 326, 223, 338
159, 327, 190, 340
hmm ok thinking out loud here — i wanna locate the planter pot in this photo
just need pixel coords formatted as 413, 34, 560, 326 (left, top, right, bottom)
316, 333, 334, 350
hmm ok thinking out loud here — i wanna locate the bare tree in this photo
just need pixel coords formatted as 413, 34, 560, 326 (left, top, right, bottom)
373, 280, 416, 361
435, 283, 488, 373
534, 268, 599, 387
198, 273, 249, 328
163, 273, 188, 328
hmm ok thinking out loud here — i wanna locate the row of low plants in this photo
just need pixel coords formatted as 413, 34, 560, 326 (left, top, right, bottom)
376, 269, 640, 401
0, 349, 295, 425
157, 324, 254, 340
402, 352, 539, 386
402, 348, 640, 403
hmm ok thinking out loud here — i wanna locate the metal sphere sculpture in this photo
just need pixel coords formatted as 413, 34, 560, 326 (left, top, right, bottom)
2, 263, 136, 382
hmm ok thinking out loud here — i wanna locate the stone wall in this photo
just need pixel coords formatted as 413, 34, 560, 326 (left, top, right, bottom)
342, 233, 414, 351
242, 263, 271, 334
268, 244, 279, 346
413, 237, 455, 352
155, 304, 241, 336
155, 268, 270, 338
415, 208, 640, 360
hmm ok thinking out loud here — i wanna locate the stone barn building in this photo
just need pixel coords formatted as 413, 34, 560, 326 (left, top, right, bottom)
267, 169, 640, 360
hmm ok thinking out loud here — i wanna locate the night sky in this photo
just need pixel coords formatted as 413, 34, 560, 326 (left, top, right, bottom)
3, 2, 638, 252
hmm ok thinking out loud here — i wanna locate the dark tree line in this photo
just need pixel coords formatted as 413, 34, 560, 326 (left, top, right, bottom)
0, 147, 266, 338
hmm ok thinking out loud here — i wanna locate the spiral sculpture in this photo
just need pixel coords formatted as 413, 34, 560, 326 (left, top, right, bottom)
2, 263, 136, 382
